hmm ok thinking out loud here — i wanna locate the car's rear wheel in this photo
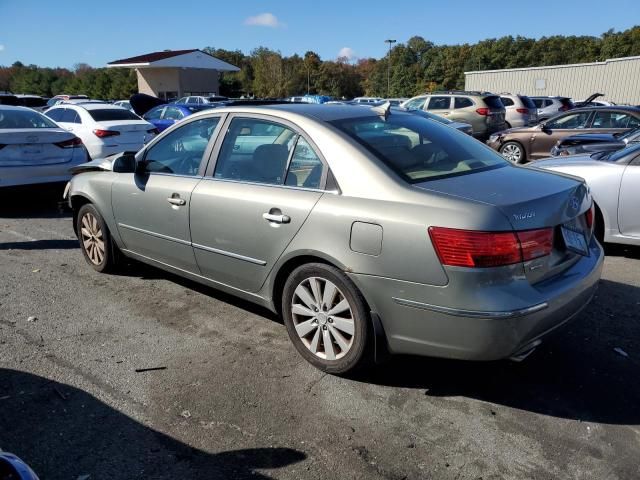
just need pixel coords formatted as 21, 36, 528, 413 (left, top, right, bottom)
77, 204, 119, 273
500, 141, 525, 164
282, 263, 371, 375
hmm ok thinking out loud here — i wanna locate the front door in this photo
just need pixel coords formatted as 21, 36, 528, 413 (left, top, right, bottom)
112, 115, 222, 272
530, 110, 593, 159
190, 115, 327, 292
618, 155, 640, 238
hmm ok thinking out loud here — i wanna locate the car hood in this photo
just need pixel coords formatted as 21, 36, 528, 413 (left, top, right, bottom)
531, 155, 600, 169
69, 156, 115, 174
129, 93, 167, 116
413, 164, 588, 230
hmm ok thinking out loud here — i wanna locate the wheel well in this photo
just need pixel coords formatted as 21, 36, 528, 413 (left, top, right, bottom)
70, 195, 92, 235
500, 140, 526, 161
271, 255, 334, 316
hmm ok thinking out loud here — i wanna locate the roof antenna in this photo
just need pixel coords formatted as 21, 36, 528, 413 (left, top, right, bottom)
371, 101, 391, 120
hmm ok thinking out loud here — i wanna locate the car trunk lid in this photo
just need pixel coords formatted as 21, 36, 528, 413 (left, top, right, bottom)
0, 129, 78, 166
95, 120, 152, 145
415, 165, 592, 282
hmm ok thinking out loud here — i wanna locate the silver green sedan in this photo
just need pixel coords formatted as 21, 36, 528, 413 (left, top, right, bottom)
66, 104, 603, 374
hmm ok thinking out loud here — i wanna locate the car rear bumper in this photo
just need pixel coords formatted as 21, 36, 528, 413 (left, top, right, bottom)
0, 150, 87, 187
349, 238, 603, 361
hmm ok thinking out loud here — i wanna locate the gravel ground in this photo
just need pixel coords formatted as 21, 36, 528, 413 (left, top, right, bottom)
0, 186, 639, 480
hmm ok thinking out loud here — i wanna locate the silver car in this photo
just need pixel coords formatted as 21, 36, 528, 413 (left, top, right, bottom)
0, 106, 88, 188
499, 94, 538, 128
530, 96, 574, 122
533, 143, 640, 247
66, 104, 603, 374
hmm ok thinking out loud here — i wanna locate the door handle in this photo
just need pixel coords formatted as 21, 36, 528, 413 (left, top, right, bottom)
263, 212, 291, 224
167, 195, 186, 206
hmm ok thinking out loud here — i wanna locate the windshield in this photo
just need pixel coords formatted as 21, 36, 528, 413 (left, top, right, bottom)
88, 109, 141, 122
331, 114, 508, 182
0, 108, 59, 129
597, 142, 640, 162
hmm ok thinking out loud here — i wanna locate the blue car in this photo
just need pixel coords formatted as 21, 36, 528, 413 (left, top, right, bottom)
142, 104, 215, 132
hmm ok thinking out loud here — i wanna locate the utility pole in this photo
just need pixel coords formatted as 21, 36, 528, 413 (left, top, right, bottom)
307, 66, 310, 94
384, 39, 396, 98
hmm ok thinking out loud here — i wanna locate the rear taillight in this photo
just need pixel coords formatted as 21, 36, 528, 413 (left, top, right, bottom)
516, 108, 528, 114
585, 204, 595, 230
429, 227, 554, 268
54, 137, 83, 148
93, 129, 120, 138
147, 128, 160, 135
475, 107, 489, 116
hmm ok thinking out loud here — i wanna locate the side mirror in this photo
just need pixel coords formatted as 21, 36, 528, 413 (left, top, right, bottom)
540, 123, 551, 133
112, 153, 137, 173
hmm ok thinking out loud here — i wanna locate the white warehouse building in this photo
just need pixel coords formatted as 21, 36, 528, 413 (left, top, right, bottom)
465, 55, 640, 105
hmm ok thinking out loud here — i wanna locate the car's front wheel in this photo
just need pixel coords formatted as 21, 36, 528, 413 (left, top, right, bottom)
282, 263, 371, 375
76, 204, 119, 273
500, 141, 526, 164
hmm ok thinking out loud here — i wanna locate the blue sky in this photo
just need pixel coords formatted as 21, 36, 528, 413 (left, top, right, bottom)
0, 0, 638, 68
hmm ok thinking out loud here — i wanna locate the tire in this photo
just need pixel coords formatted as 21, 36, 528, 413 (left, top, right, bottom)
505, 121, 512, 129
500, 141, 526, 164
76, 204, 119, 273
282, 263, 371, 375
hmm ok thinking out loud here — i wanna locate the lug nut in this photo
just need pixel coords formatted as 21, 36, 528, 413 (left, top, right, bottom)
328, 318, 333, 323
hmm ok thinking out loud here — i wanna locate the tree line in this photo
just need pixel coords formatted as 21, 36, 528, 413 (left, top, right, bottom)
1, 26, 638, 100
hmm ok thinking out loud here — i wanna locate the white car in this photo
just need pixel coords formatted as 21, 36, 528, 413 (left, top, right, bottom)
45, 104, 157, 159
0, 105, 88, 187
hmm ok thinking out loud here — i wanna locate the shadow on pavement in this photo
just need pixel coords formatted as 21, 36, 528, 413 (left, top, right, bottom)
603, 242, 640, 260
0, 239, 78, 250
356, 278, 640, 425
0, 369, 306, 480
0, 184, 71, 219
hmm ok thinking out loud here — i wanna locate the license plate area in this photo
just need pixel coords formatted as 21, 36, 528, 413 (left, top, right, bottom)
561, 226, 589, 256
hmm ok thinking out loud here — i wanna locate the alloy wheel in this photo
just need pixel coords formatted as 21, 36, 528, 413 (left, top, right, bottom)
291, 277, 355, 360
501, 143, 523, 163
80, 212, 105, 265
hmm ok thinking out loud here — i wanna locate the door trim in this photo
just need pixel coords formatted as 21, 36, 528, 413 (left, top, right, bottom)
192, 242, 267, 266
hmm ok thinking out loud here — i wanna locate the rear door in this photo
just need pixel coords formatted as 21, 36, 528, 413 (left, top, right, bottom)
531, 110, 593, 159
589, 110, 637, 135
190, 114, 326, 292
112, 115, 223, 272
425, 96, 452, 119
618, 153, 640, 238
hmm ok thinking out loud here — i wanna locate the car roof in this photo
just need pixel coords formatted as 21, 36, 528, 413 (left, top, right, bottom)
192, 103, 415, 122
0, 105, 39, 112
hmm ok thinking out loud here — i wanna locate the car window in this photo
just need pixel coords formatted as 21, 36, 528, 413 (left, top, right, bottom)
0, 108, 59, 129
214, 117, 297, 185
500, 97, 514, 107
404, 98, 427, 110
546, 111, 591, 129
427, 97, 451, 110
331, 114, 507, 183
591, 111, 635, 129
143, 117, 220, 175
285, 137, 324, 189
60, 109, 80, 123
144, 106, 164, 120
88, 109, 139, 122
532, 99, 543, 108
454, 97, 474, 109
627, 116, 640, 129
163, 107, 184, 121
45, 108, 65, 122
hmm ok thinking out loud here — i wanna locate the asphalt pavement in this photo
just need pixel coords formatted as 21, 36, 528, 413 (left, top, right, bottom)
1, 186, 639, 480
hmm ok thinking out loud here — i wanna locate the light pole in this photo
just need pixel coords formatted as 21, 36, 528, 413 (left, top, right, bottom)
384, 39, 396, 98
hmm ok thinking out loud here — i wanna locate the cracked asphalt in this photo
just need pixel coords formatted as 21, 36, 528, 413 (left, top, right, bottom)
1, 185, 639, 480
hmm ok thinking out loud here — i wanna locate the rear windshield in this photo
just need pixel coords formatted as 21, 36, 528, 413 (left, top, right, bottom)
330, 114, 507, 183
519, 96, 536, 109
88, 109, 140, 122
0, 108, 59, 129
560, 98, 575, 108
483, 95, 504, 109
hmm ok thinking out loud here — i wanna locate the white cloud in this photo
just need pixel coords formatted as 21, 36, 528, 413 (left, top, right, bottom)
338, 47, 356, 60
0, 45, 5, 52
244, 13, 283, 28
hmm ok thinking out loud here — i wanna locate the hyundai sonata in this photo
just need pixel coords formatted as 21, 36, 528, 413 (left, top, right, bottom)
66, 103, 603, 374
